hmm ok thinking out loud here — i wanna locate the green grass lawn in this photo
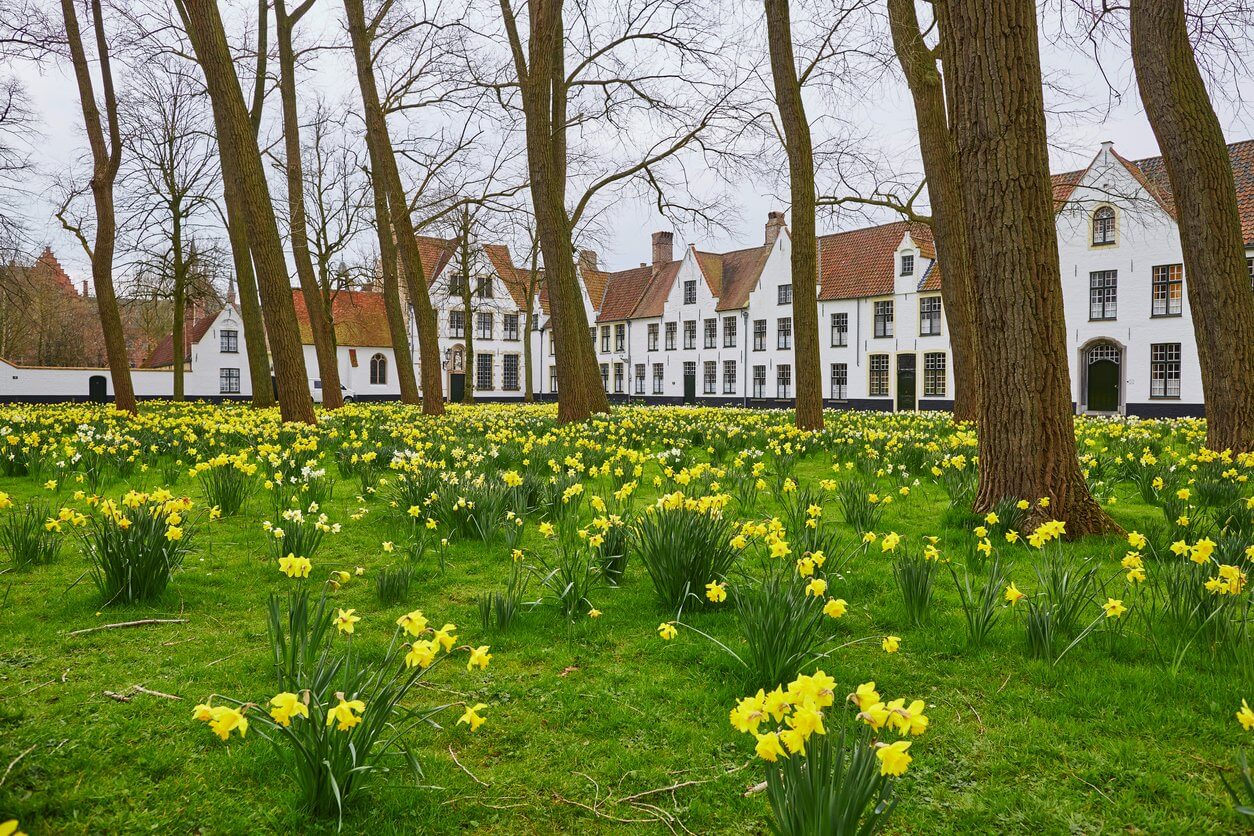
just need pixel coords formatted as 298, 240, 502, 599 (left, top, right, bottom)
0, 404, 1249, 834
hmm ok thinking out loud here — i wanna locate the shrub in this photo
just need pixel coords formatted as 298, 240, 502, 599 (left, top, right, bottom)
633, 492, 737, 610
81, 491, 195, 605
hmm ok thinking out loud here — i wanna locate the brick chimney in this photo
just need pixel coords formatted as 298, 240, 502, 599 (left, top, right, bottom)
765, 210, 786, 244
651, 231, 674, 269
578, 249, 598, 271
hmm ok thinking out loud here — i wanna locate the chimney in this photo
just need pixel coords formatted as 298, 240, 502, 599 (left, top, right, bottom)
765, 211, 786, 244
651, 231, 674, 269
578, 249, 598, 272
227, 276, 237, 305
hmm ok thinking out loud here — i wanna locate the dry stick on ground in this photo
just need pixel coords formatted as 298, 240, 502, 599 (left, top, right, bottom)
448, 746, 489, 787
66, 618, 187, 636
0, 744, 37, 789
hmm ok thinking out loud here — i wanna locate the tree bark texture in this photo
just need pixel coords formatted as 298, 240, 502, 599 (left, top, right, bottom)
367, 155, 420, 404
221, 168, 276, 407
1131, 0, 1254, 453
946, 0, 1116, 534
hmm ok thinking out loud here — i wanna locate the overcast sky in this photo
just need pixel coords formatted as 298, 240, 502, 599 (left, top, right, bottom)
7, 2, 1254, 284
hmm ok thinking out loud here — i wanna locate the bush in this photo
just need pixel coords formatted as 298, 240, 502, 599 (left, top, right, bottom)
81, 491, 195, 604
634, 493, 737, 610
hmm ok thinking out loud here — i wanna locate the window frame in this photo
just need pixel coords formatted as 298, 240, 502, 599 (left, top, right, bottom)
919, 296, 942, 336
683, 320, 697, 350
776, 363, 792, 399
723, 359, 737, 394
219, 367, 241, 394
830, 362, 848, 401
1150, 342, 1182, 399
476, 352, 494, 390
752, 319, 766, 351
1151, 264, 1183, 318
830, 312, 848, 347
1092, 206, 1117, 246
868, 354, 890, 397
369, 352, 388, 386
1089, 270, 1118, 321
648, 322, 659, 351
703, 360, 716, 394
777, 284, 792, 305
502, 354, 520, 391
900, 253, 914, 276
776, 316, 792, 350
923, 352, 946, 397
873, 300, 894, 338
723, 315, 737, 348
220, 329, 239, 354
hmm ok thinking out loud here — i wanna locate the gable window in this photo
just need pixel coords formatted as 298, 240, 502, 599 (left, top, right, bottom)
475, 277, 493, 298
449, 310, 465, 339
369, 352, 388, 385
503, 355, 520, 391
449, 273, 465, 296
600, 363, 609, 390
683, 320, 696, 350
923, 352, 946, 397
600, 325, 611, 352
752, 365, 766, 398
220, 329, 239, 353
634, 363, 645, 394
614, 362, 624, 393
777, 364, 792, 399
723, 360, 737, 394
476, 353, 494, 390
665, 321, 677, 350
830, 312, 848, 347
648, 323, 659, 351
723, 316, 737, 348
919, 296, 942, 336
777, 317, 792, 349
1150, 343, 1181, 398
683, 280, 697, 305
220, 368, 241, 394
476, 312, 493, 340
868, 354, 890, 397
873, 300, 894, 338
1092, 206, 1116, 246
753, 319, 766, 351
503, 314, 520, 341
777, 284, 792, 305
652, 363, 664, 394
703, 360, 717, 394
704, 318, 717, 349
1089, 270, 1118, 320
830, 363, 847, 400
900, 253, 914, 276
615, 323, 626, 352
1151, 264, 1183, 317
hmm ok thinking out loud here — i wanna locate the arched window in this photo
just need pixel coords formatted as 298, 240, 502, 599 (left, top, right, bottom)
1092, 206, 1116, 246
369, 353, 388, 385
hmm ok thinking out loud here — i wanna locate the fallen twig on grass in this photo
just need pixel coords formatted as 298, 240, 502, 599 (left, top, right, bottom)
744, 780, 767, 796
67, 618, 187, 636
102, 685, 183, 703
0, 744, 37, 789
103, 690, 132, 703
449, 746, 489, 787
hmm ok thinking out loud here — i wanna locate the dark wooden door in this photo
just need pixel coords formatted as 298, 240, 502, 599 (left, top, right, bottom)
896, 354, 916, 411
683, 372, 696, 404
450, 373, 465, 402
88, 375, 108, 403
1087, 360, 1118, 412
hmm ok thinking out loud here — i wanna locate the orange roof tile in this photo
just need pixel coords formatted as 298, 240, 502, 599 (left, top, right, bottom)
595, 264, 656, 322
292, 289, 393, 348
143, 308, 222, 368
415, 236, 457, 285
817, 221, 932, 301
632, 261, 681, 318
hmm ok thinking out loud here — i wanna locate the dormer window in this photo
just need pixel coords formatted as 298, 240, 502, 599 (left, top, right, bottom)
1092, 206, 1116, 246
900, 254, 914, 276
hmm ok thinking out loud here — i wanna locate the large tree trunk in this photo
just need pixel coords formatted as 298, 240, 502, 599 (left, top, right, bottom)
343, 0, 444, 415
507, 0, 609, 423
179, 0, 315, 424
275, 0, 343, 409
763, 0, 822, 431
171, 209, 186, 400
1131, 0, 1254, 453
523, 247, 538, 402
886, 0, 979, 424
367, 157, 420, 404
221, 169, 276, 407
61, 0, 136, 414
946, 0, 1116, 534
458, 213, 476, 404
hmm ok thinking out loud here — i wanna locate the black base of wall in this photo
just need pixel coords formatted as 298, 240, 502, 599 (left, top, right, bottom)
1125, 402, 1205, 419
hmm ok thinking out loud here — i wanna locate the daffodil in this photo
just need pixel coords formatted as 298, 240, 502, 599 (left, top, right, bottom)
458, 702, 488, 731
467, 645, 492, 670
334, 608, 361, 634
876, 740, 912, 776
657, 622, 678, 640
269, 692, 309, 726
882, 635, 900, 653
326, 697, 366, 732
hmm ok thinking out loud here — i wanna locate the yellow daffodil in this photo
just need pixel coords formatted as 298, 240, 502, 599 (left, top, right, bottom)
458, 702, 488, 731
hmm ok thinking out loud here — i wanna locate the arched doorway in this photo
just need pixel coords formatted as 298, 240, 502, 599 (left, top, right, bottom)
88, 375, 108, 403
1083, 341, 1121, 413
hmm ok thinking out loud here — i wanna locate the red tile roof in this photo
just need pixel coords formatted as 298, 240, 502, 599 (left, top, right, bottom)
703, 244, 773, 311
143, 308, 222, 368
595, 264, 656, 322
292, 289, 393, 348
631, 260, 681, 318
817, 221, 932, 301
483, 244, 533, 310
415, 236, 457, 286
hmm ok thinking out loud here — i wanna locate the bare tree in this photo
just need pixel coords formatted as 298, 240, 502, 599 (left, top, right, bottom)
59, 0, 136, 412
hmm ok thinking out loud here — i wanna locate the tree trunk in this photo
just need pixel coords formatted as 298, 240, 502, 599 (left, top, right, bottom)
507, 0, 609, 423
523, 247, 538, 402
179, 0, 315, 423
275, 0, 343, 409
171, 209, 186, 400
366, 147, 419, 404
221, 169, 276, 407
61, 0, 136, 414
1130, 0, 1254, 453
343, 0, 444, 415
459, 212, 476, 404
763, 0, 822, 431
886, 0, 979, 424
946, 0, 1116, 535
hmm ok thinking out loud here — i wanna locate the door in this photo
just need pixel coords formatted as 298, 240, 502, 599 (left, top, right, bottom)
683, 371, 696, 404
895, 354, 916, 411
450, 373, 465, 402
88, 375, 107, 403
1087, 359, 1119, 412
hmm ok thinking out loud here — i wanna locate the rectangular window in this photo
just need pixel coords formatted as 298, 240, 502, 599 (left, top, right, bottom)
900, 253, 914, 276
549, 332, 555, 355
919, 296, 942, 336
723, 360, 737, 394
723, 316, 737, 348
778, 284, 792, 305
652, 363, 664, 394
924, 352, 947, 397
777, 317, 792, 349
449, 274, 465, 296
503, 354, 520, 391
476, 312, 493, 340
664, 322, 677, 350
449, 310, 465, 339
869, 354, 890, 397
503, 314, 520, 341
703, 360, 716, 394
589, 327, 596, 345
1151, 264, 1183, 317
1151, 343, 1181, 398
874, 300, 894, 338
752, 365, 766, 398
475, 277, 493, 299
830, 312, 847, 347
476, 353, 494, 390
614, 362, 624, 393
550, 365, 558, 391
600, 326, 611, 352
1089, 270, 1118, 320
600, 363, 609, 390
648, 323, 659, 351
683, 280, 697, 305
634, 363, 645, 394
753, 319, 766, 351
683, 320, 696, 350
777, 364, 792, 399
615, 323, 626, 352
220, 368, 240, 394
220, 329, 239, 353
704, 318, 717, 349
830, 363, 847, 400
